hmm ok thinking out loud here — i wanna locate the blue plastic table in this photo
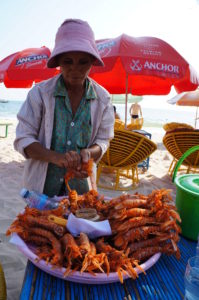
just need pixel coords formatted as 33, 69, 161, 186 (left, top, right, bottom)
20, 236, 196, 299
133, 129, 152, 170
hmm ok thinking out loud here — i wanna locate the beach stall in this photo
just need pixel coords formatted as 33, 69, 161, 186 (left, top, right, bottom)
2, 35, 199, 300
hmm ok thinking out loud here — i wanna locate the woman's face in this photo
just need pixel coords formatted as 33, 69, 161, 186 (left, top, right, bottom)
59, 52, 95, 86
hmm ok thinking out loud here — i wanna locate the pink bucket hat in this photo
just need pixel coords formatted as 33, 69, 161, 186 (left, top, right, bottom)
47, 19, 104, 68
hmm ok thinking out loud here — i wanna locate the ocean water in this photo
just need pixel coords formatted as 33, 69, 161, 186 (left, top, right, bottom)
116, 103, 197, 128
0, 100, 197, 129
0, 100, 23, 120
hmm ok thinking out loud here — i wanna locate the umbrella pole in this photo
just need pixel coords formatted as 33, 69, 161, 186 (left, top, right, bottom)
125, 73, 128, 128
195, 107, 199, 128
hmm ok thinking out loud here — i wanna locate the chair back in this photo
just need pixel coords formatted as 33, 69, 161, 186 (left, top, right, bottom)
127, 117, 144, 130
163, 130, 199, 168
163, 122, 194, 132
101, 129, 157, 167
114, 119, 125, 130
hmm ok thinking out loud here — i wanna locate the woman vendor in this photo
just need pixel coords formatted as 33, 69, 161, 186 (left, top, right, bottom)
14, 19, 114, 197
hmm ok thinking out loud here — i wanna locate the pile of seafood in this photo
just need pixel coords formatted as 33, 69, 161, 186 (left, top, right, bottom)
6, 161, 181, 283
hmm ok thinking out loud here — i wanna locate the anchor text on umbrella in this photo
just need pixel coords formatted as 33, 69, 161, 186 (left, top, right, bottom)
130, 59, 180, 74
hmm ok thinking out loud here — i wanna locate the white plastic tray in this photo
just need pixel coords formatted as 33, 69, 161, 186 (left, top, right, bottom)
10, 233, 161, 284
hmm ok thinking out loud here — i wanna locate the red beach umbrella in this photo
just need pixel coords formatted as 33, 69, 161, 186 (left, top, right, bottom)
89, 34, 199, 125
0, 46, 59, 88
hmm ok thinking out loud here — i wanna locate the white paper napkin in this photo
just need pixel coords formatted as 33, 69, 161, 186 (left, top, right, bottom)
10, 233, 26, 247
66, 213, 112, 239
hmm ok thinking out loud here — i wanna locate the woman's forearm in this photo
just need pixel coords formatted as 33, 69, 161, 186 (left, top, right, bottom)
24, 142, 58, 164
24, 142, 75, 169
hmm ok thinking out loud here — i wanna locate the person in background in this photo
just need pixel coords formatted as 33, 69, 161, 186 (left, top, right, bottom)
14, 19, 114, 197
113, 105, 121, 119
129, 102, 142, 119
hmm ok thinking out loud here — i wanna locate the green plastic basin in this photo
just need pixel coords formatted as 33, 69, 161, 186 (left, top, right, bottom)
172, 145, 199, 241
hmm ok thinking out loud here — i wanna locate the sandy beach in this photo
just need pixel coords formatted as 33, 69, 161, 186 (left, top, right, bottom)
0, 121, 176, 300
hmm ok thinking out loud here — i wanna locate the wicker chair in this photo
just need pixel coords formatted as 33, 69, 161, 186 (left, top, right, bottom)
114, 119, 125, 130
163, 129, 199, 176
127, 117, 144, 130
163, 122, 194, 132
96, 129, 157, 190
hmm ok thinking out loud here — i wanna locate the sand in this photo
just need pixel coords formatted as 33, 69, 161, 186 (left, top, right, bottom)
0, 121, 176, 300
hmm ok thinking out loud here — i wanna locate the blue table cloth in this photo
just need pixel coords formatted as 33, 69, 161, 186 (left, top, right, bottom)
20, 236, 197, 300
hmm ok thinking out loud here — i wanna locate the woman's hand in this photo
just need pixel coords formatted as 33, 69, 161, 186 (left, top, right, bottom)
24, 142, 94, 179
54, 150, 89, 179
70, 149, 91, 178
53, 151, 81, 169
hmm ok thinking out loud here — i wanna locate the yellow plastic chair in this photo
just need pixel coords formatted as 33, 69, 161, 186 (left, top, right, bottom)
163, 129, 199, 176
97, 129, 157, 190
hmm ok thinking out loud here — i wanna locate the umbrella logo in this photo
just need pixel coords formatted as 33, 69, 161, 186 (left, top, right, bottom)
16, 54, 49, 66
130, 60, 142, 71
97, 41, 116, 57
130, 59, 180, 75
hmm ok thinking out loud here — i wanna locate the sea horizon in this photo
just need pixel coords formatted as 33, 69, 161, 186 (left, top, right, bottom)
0, 99, 197, 130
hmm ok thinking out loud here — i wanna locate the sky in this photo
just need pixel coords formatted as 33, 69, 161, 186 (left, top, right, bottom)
0, 0, 199, 109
